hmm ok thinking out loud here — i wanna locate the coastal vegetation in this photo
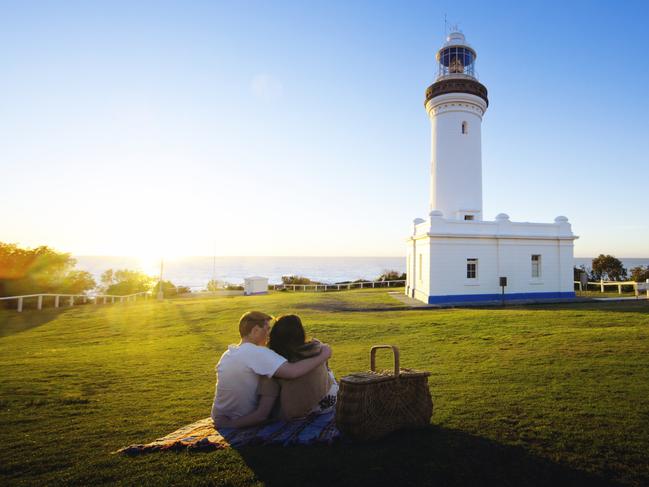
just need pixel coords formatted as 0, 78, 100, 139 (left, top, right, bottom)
99, 269, 154, 295
1, 290, 648, 486
575, 255, 649, 284
0, 243, 95, 300
590, 254, 628, 281
0, 243, 189, 303
629, 265, 649, 282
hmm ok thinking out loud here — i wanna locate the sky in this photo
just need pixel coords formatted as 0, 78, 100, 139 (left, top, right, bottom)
1, 0, 648, 258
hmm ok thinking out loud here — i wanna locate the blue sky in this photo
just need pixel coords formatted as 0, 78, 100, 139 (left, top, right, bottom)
1, 0, 647, 258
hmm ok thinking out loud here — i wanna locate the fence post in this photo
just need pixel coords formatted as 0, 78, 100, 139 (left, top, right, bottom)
646, 279, 649, 299
600, 279, 604, 293
618, 283, 622, 294
55, 295, 59, 308
17, 297, 23, 312
347, 283, 351, 290
37, 295, 43, 310
69, 296, 74, 307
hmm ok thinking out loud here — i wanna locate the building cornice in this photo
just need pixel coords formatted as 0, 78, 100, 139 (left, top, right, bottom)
407, 233, 579, 242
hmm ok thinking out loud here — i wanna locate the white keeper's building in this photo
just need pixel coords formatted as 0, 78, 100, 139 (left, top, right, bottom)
406, 31, 578, 305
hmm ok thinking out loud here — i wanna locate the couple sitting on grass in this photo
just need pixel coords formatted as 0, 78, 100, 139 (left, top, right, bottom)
211, 311, 337, 428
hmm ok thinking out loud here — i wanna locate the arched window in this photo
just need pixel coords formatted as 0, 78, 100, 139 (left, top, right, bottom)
461, 121, 468, 134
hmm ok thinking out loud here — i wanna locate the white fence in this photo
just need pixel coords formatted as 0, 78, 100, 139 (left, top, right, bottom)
271, 279, 406, 292
574, 279, 649, 297
0, 292, 150, 313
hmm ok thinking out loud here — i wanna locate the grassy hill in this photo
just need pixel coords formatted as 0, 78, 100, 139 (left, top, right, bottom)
1, 290, 648, 486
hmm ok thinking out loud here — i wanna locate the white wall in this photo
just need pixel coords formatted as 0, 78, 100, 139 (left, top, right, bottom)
427, 93, 487, 220
425, 236, 575, 298
406, 216, 577, 303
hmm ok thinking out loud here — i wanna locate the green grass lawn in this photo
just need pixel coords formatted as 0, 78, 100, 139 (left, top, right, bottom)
1, 290, 649, 486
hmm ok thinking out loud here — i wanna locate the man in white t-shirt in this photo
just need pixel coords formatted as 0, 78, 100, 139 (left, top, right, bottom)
211, 311, 332, 428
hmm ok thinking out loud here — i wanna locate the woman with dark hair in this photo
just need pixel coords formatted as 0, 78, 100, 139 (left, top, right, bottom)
265, 314, 338, 420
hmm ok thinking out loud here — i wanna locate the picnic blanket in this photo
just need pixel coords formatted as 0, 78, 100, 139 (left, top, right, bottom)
116, 411, 341, 455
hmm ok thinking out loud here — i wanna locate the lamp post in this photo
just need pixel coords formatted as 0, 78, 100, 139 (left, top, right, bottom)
157, 257, 164, 301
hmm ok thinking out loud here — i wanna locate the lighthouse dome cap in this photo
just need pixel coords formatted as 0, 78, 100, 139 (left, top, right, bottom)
443, 31, 475, 51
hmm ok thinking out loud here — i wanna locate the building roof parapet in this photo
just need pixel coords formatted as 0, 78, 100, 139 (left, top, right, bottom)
410, 215, 576, 240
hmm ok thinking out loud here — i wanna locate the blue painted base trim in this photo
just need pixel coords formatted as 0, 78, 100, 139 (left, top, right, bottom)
427, 292, 576, 304
245, 291, 268, 296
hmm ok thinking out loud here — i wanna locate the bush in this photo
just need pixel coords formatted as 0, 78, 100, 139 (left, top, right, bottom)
281, 275, 320, 285
206, 279, 222, 291
377, 270, 406, 281
629, 266, 649, 283
152, 280, 178, 298
102, 269, 155, 295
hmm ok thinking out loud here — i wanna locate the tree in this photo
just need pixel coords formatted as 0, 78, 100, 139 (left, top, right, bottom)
100, 269, 115, 289
152, 279, 178, 298
591, 254, 627, 282
0, 242, 95, 297
62, 270, 97, 294
103, 269, 154, 295
629, 265, 649, 283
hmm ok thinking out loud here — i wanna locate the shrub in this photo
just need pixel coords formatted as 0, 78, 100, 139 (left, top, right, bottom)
629, 266, 649, 282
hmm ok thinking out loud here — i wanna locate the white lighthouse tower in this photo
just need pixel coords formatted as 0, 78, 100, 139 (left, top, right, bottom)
406, 30, 578, 305
427, 31, 487, 221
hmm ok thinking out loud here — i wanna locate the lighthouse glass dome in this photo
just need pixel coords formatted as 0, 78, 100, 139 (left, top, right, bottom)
436, 46, 476, 79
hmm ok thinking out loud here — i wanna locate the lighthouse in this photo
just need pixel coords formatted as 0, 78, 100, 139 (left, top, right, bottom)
426, 31, 487, 221
406, 30, 577, 305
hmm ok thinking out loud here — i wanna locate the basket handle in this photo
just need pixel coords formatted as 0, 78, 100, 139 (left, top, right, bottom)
370, 345, 400, 378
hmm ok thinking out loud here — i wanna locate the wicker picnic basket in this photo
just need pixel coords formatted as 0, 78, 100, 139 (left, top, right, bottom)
335, 345, 432, 441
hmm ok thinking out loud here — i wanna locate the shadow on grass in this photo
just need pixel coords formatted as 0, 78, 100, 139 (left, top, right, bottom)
234, 426, 620, 487
0, 307, 73, 338
452, 300, 649, 314
292, 300, 407, 313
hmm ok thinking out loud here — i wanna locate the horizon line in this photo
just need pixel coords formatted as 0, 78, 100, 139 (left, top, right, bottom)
70, 254, 649, 259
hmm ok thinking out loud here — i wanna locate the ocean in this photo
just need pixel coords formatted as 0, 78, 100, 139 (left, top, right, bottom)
74, 256, 649, 290
74, 256, 407, 289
